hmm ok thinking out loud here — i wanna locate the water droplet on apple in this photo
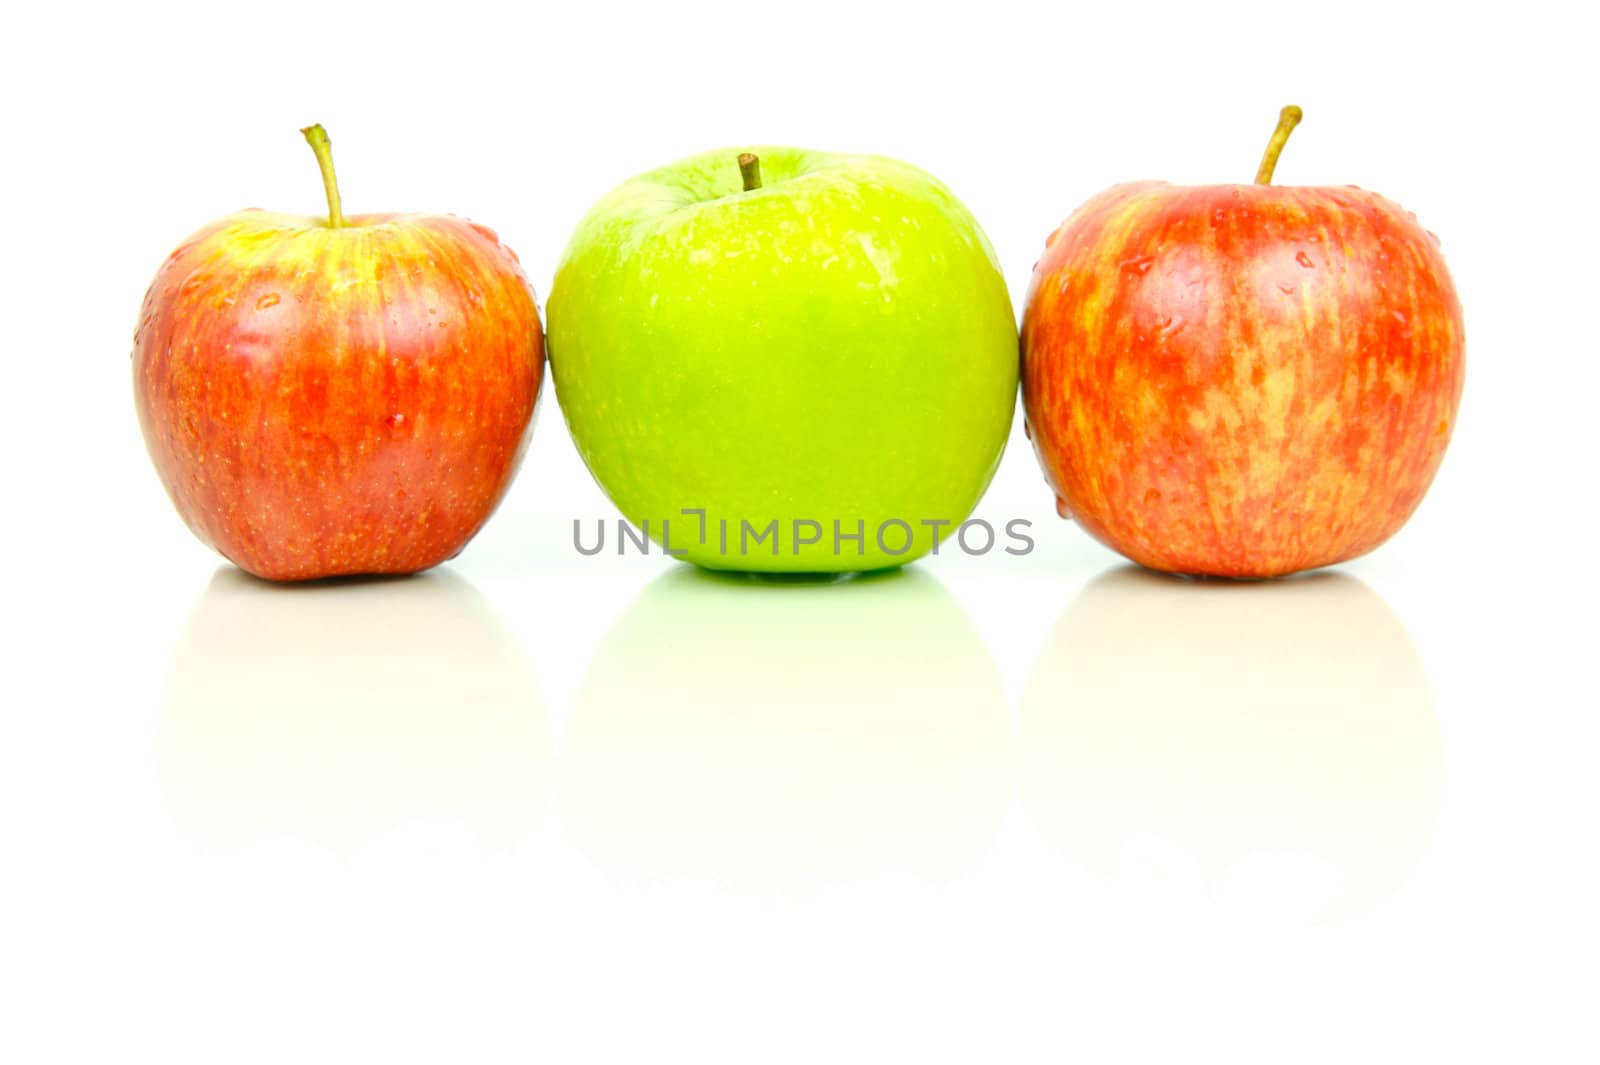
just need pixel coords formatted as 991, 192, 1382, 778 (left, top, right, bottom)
1277, 283, 1297, 295
256, 293, 280, 311
1391, 310, 1408, 326
1426, 230, 1442, 248
1023, 421, 1033, 440
1055, 496, 1074, 521
1295, 251, 1315, 269
1120, 255, 1155, 276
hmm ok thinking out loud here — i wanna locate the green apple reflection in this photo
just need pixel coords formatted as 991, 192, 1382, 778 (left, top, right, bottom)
159, 568, 550, 846
1020, 567, 1440, 922
560, 567, 1008, 889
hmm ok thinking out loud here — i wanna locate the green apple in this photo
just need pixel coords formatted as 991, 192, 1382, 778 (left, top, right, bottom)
547, 146, 1017, 572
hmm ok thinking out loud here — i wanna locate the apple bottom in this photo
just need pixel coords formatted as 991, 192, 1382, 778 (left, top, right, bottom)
1053, 477, 1432, 581
136, 370, 539, 582
194, 410, 536, 581
1029, 384, 1457, 580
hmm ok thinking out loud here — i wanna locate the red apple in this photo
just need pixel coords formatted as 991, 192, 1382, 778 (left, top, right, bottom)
133, 125, 543, 581
1021, 107, 1465, 578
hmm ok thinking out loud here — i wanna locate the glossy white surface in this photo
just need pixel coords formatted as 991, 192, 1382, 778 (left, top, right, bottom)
4, 1, 1596, 1060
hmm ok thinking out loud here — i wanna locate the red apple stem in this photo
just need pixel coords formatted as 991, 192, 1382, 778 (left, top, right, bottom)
1254, 105, 1304, 185
738, 152, 763, 192
299, 123, 346, 228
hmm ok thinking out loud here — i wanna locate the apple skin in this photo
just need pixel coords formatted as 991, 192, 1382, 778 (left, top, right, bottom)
547, 146, 1017, 572
1021, 182, 1465, 578
133, 211, 543, 581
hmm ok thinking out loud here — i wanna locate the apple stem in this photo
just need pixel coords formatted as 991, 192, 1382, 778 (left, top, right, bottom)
1254, 105, 1304, 185
300, 123, 346, 228
738, 152, 762, 192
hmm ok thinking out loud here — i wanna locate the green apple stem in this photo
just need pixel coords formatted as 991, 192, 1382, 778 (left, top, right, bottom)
1254, 105, 1304, 185
300, 123, 346, 228
738, 152, 763, 192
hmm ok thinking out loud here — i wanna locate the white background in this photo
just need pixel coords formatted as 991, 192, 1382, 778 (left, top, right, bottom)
3, 1, 1596, 1061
